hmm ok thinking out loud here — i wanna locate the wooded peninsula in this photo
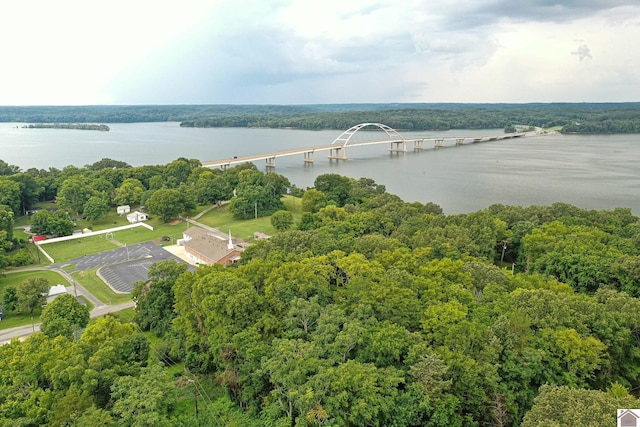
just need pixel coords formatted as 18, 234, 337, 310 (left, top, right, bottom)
1, 102, 640, 133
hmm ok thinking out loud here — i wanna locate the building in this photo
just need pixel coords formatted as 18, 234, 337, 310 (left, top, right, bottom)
126, 211, 149, 224
182, 227, 242, 266
117, 205, 131, 215
46, 284, 68, 304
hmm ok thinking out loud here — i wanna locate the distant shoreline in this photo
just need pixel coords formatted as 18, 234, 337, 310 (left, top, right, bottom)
24, 123, 110, 131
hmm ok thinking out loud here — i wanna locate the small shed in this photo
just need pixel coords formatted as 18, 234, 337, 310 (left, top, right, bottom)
117, 205, 131, 215
126, 211, 149, 224
46, 284, 68, 304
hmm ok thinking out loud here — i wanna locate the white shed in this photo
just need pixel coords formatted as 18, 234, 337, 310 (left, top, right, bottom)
126, 211, 149, 223
117, 205, 131, 215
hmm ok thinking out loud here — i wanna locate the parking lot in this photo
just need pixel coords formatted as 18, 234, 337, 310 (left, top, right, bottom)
65, 241, 191, 293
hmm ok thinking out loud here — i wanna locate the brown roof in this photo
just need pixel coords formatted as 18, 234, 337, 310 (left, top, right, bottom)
184, 227, 241, 264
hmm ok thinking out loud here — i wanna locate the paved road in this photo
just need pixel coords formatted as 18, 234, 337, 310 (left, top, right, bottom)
0, 301, 136, 345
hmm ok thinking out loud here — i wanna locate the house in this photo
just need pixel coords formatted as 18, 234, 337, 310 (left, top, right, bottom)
182, 227, 242, 266
117, 205, 131, 215
126, 211, 148, 224
619, 410, 640, 427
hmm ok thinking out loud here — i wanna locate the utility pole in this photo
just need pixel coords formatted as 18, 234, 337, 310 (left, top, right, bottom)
254, 202, 257, 219
188, 379, 199, 421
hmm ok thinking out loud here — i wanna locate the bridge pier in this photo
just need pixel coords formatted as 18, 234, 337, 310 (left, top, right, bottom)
434, 138, 444, 148
389, 140, 407, 153
303, 151, 314, 164
413, 139, 424, 150
220, 163, 230, 171
455, 138, 465, 146
265, 157, 276, 168
328, 146, 347, 161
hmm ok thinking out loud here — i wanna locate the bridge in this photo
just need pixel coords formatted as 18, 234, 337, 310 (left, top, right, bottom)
201, 123, 528, 170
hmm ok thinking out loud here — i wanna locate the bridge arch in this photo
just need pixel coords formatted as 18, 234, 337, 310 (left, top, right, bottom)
331, 123, 404, 147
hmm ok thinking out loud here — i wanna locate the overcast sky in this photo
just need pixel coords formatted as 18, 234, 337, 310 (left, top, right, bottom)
1, 0, 639, 105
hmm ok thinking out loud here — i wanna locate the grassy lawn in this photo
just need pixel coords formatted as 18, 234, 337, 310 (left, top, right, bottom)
109, 307, 135, 323
42, 235, 121, 263
196, 196, 302, 241
0, 270, 69, 330
112, 218, 188, 246
196, 205, 276, 241
72, 269, 132, 306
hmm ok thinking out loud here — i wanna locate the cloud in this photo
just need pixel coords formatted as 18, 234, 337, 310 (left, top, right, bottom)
2, 0, 640, 105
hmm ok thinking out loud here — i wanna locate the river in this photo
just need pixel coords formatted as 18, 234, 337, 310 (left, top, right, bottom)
1, 122, 639, 215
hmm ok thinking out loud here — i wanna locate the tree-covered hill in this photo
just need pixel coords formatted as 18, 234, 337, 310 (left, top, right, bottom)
1, 103, 640, 133
3, 160, 640, 425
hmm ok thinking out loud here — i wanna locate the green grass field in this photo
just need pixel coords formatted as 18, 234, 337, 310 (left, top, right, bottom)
0, 270, 69, 329
41, 235, 121, 263
71, 269, 132, 306
196, 195, 302, 241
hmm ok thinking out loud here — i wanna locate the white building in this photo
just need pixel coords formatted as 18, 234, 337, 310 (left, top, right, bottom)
117, 205, 131, 215
126, 211, 149, 223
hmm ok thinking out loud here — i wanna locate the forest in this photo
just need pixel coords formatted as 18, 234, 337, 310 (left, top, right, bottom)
2, 103, 640, 133
1, 154, 640, 425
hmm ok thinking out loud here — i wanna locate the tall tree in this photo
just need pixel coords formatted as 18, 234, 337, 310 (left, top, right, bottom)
133, 260, 188, 337
16, 277, 49, 315
57, 175, 93, 216
40, 293, 90, 339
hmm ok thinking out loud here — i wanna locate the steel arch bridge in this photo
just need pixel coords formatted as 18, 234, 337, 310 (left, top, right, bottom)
327, 122, 407, 160
200, 123, 527, 169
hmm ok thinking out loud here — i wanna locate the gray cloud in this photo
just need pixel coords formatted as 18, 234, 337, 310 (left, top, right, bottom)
431, 0, 638, 29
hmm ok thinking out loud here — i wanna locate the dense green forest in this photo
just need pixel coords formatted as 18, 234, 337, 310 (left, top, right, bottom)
2, 154, 640, 425
1, 103, 640, 133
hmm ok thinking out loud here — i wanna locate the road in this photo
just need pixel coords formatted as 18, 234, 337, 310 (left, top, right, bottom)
0, 301, 136, 345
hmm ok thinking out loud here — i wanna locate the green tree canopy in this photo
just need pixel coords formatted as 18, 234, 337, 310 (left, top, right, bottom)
40, 293, 90, 339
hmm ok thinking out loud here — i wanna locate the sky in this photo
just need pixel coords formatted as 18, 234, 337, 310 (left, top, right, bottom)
1, 0, 639, 105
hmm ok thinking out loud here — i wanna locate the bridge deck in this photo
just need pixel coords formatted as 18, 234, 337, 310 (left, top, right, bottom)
201, 133, 527, 169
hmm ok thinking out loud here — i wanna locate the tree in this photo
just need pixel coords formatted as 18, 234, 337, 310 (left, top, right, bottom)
16, 277, 49, 315
110, 363, 177, 427
86, 158, 131, 170
40, 293, 90, 338
195, 170, 230, 204
8, 173, 44, 215
133, 260, 188, 337
0, 159, 20, 176
0, 205, 14, 251
146, 188, 185, 222
0, 179, 21, 215
271, 210, 294, 231
48, 210, 74, 236
57, 175, 94, 216
301, 188, 327, 213
521, 384, 639, 427
114, 178, 145, 206
2, 286, 17, 311
30, 209, 51, 235
83, 195, 110, 221
314, 173, 352, 206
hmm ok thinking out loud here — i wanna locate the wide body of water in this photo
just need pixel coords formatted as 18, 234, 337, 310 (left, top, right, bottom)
1, 122, 639, 215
